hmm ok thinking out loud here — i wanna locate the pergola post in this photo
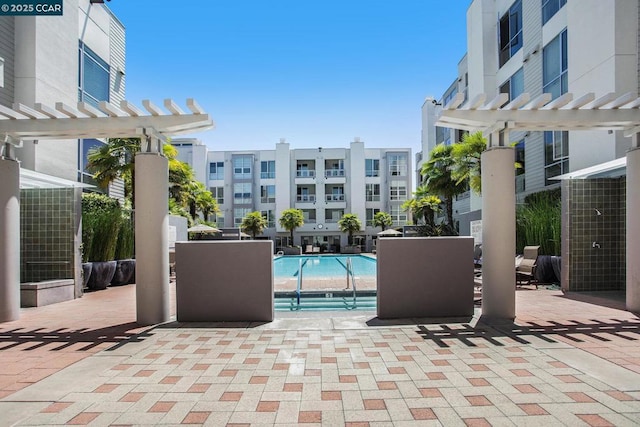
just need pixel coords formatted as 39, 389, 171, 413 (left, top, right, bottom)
135, 135, 170, 325
626, 136, 640, 313
0, 148, 20, 322
480, 131, 516, 321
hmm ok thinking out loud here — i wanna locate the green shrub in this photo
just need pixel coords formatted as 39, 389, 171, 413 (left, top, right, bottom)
516, 189, 561, 256
115, 207, 134, 260
82, 193, 123, 262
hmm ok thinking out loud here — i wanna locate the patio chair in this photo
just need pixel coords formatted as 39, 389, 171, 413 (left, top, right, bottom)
516, 245, 540, 288
305, 245, 313, 254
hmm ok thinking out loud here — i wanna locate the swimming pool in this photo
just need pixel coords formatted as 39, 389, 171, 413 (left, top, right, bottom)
274, 255, 376, 278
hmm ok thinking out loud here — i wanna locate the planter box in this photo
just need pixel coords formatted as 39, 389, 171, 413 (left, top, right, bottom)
175, 240, 274, 322
21, 279, 75, 307
342, 246, 361, 254
377, 237, 474, 319
281, 246, 302, 255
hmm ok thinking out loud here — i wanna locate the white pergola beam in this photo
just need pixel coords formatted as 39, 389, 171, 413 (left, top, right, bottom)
585, 92, 616, 109
120, 101, 144, 117
186, 98, 205, 115
34, 103, 63, 119
462, 94, 486, 110
164, 99, 185, 115
55, 102, 84, 119
480, 93, 509, 110
99, 101, 127, 117
13, 103, 46, 120
541, 93, 573, 110
602, 92, 636, 109
562, 93, 595, 110
624, 125, 640, 138
142, 100, 164, 116
444, 93, 466, 110
0, 104, 27, 120
77, 102, 106, 118
522, 93, 552, 110
503, 93, 530, 110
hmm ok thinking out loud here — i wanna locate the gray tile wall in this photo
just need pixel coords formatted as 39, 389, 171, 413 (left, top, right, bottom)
20, 188, 77, 283
564, 178, 626, 291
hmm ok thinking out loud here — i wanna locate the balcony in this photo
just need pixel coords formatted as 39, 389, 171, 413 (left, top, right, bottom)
296, 170, 315, 178
325, 194, 345, 203
325, 169, 345, 178
296, 194, 316, 203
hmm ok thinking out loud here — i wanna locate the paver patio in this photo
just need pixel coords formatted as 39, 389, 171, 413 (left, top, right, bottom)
0, 283, 639, 426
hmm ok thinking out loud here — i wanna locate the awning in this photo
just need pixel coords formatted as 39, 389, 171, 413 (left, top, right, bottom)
20, 168, 95, 189
551, 157, 626, 180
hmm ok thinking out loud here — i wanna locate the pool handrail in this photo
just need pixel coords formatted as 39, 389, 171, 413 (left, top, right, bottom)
346, 257, 357, 307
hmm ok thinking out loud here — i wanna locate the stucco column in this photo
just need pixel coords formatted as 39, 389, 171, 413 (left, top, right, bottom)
480, 146, 516, 321
626, 144, 640, 313
135, 152, 170, 325
0, 158, 20, 322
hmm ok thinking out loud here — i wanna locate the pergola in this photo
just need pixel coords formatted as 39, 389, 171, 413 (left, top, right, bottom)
436, 91, 640, 319
0, 99, 213, 324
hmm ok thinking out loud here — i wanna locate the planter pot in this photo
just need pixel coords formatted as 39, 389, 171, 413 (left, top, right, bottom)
535, 255, 561, 284
111, 259, 136, 286
87, 261, 117, 290
282, 246, 302, 255
81, 262, 93, 288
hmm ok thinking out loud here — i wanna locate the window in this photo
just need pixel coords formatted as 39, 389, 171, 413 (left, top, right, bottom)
210, 186, 224, 204
260, 160, 275, 179
326, 186, 344, 202
233, 155, 252, 179
325, 209, 344, 223
261, 210, 276, 228
499, 0, 523, 67
544, 131, 569, 185
390, 180, 407, 201
78, 138, 106, 186
78, 42, 110, 108
325, 159, 345, 177
542, 0, 566, 25
366, 184, 380, 202
301, 209, 316, 223
234, 208, 251, 226
543, 29, 569, 185
260, 185, 275, 203
297, 186, 315, 202
543, 29, 568, 100
366, 208, 380, 226
388, 154, 407, 176
233, 183, 252, 204
499, 68, 524, 101
365, 159, 379, 177
390, 205, 408, 226
209, 162, 224, 180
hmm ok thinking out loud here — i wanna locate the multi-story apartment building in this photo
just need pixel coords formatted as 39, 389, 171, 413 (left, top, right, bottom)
178, 139, 411, 251
418, 0, 639, 236
0, 0, 125, 192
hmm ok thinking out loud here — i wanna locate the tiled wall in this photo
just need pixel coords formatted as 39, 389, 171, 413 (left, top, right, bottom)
563, 178, 626, 291
20, 188, 77, 283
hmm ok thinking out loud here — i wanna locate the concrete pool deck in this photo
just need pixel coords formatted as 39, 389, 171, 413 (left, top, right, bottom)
0, 283, 639, 426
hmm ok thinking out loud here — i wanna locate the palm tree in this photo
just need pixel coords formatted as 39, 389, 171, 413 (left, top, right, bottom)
451, 131, 487, 194
241, 211, 268, 239
338, 213, 362, 245
87, 137, 139, 204
372, 211, 392, 231
196, 191, 219, 222
279, 208, 304, 246
401, 192, 441, 227
421, 143, 467, 228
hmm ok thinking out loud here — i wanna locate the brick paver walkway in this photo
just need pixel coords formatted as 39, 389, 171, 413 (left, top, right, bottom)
0, 284, 639, 426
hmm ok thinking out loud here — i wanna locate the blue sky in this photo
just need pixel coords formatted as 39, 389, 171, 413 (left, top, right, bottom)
108, 1, 470, 154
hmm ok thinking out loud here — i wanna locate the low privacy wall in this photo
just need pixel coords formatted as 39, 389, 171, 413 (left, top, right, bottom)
377, 237, 474, 319
175, 240, 274, 322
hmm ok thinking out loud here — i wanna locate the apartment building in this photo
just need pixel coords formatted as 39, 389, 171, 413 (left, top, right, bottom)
0, 0, 125, 192
418, 0, 639, 236
177, 139, 411, 251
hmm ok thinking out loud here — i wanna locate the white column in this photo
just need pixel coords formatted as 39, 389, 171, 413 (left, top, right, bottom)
0, 157, 20, 322
481, 146, 516, 320
626, 143, 640, 313
135, 151, 170, 325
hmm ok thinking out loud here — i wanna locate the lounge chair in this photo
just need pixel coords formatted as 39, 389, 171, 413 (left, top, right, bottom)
305, 245, 313, 254
516, 245, 540, 288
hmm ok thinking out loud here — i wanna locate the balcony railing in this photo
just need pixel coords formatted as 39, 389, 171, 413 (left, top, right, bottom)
325, 169, 345, 178
366, 195, 381, 202
260, 172, 275, 179
326, 217, 341, 223
296, 170, 315, 178
296, 194, 316, 203
261, 197, 276, 203
326, 194, 345, 202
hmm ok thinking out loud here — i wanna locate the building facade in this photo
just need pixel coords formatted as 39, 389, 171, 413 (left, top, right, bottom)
0, 0, 125, 192
177, 139, 411, 252
418, 0, 639, 236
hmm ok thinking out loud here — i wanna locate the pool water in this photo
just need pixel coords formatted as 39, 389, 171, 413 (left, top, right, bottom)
274, 255, 376, 278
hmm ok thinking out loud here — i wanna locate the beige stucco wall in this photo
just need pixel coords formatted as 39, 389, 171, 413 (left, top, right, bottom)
175, 240, 274, 322
376, 237, 475, 319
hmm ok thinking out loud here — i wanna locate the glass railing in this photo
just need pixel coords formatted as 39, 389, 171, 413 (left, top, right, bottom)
326, 194, 345, 202
296, 195, 316, 202
325, 169, 345, 178
296, 170, 315, 178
